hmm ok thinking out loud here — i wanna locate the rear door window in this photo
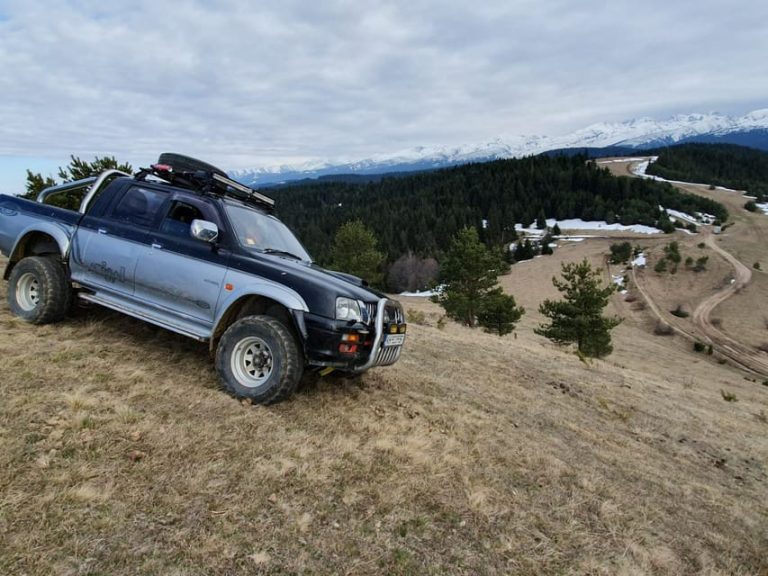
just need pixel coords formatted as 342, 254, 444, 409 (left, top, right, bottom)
109, 186, 167, 228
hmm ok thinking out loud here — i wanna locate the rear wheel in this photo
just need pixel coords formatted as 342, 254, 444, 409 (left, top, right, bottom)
157, 153, 228, 177
215, 315, 303, 404
7, 256, 72, 324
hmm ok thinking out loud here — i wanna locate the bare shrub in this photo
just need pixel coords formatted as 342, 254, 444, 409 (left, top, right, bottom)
387, 252, 439, 293
406, 308, 427, 325
670, 305, 689, 318
624, 294, 638, 303
710, 318, 723, 328
654, 321, 674, 336
757, 343, 768, 354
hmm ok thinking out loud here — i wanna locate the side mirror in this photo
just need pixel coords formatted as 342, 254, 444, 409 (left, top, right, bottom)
190, 219, 219, 243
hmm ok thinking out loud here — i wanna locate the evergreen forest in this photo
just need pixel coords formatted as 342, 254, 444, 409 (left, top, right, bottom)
646, 143, 768, 199
270, 154, 727, 264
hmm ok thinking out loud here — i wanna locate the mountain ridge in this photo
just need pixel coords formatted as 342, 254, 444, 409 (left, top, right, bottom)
230, 109, 768, 187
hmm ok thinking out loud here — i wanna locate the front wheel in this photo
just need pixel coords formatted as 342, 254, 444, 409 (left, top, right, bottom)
215, 315, 303, 404
7, 256, 72, 324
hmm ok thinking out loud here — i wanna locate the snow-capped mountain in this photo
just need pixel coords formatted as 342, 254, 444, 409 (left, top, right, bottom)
231, 109, 768, 187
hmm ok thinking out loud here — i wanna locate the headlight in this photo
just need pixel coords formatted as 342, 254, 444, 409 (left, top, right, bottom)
335, 297, 362, 322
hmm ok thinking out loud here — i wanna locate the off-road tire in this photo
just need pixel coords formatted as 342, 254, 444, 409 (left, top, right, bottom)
157, 153, 228, 177
7, 256, 72, 324
215, 315, 303, 404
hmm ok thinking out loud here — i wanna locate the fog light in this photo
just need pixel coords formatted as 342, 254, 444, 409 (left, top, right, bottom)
339, 343, 358, 354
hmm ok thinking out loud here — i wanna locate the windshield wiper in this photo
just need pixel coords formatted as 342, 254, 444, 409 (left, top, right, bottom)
261, 248, 304, 261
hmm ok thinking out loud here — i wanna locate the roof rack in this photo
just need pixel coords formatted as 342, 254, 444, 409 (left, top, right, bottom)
135, 164, 275, 211
210, 173, 275, 209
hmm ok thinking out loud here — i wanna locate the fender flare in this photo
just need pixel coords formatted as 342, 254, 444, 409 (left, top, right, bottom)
209, 281, 309, 351
4, 223, 74, 279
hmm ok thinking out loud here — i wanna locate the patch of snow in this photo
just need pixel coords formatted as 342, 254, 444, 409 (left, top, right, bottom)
631, 159, 653, 177
481, 219, 488, 229
757, 203, 768, 216
612, 274, 625, 288
516, 218, 661, 235
695, 212, 716, 224
400, 289, 439, 297
664, 208, 698, 225
595, 157, 650, 164
631, 253, 646, 267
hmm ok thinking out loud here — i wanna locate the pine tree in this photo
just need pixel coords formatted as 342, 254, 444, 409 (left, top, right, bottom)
552, 223, 562, 236
476, 288, 524, 336
23, 171, 56, 200
329, 220, 385, 286
435, 227, 510, 327
23, 155, 133, 210
535, 259, 622, 357
513, 238, 535, 261
536, 209, 547, 229
540, 233, 554, 255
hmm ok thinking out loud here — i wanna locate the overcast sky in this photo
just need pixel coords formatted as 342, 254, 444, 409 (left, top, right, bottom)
0, 0, 766, 193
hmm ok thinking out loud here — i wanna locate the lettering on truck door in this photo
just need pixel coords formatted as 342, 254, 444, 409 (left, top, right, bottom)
132, 194, 228, 325
70, 186, 168, 295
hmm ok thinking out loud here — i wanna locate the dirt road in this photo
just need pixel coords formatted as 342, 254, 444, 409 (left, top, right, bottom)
690, 230, 768, 375
612, 158, 768, 377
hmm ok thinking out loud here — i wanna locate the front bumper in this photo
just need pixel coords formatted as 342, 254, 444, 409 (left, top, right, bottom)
302, 298, 406, 371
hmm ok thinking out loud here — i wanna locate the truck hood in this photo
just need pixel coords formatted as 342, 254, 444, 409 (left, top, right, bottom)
228, 250, 387, 318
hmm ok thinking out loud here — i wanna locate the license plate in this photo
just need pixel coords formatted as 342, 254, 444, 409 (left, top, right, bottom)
384, 334, 405, 347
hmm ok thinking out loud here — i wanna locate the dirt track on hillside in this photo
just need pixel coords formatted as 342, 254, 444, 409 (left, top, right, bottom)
691, 231, 768, 375
609, 158, 768, 377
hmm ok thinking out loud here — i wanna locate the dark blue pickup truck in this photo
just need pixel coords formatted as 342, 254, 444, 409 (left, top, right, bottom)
0, 154, 406, 403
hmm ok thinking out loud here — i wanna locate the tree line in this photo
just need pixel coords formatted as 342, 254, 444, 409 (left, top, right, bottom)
645, 143, 768, 200
270, 154, 728, 265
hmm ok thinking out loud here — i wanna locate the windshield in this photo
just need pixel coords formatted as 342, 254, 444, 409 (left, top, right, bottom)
224, 202, 312, 262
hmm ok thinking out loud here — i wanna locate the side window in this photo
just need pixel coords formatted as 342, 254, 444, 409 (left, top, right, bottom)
160, 200, 205, 238
110, 187, 166, 228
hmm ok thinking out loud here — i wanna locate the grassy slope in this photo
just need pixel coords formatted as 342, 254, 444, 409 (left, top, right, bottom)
1, 253, 767, 575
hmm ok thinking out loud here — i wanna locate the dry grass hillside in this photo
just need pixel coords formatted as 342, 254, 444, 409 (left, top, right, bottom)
2, 249, 768, 575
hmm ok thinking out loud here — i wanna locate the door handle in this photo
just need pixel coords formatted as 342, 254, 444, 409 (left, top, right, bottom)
151, 242, 162, 249
97, 228, 108, 235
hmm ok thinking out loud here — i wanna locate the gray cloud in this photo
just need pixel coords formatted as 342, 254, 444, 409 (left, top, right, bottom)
0, 0, 766, 174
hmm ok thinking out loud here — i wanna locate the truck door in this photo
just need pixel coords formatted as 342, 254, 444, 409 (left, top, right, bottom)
132, 194, 228, 325
69, 185, 168, 295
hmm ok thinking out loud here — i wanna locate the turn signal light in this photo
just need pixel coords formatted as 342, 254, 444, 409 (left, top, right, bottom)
341, 333, 360, 343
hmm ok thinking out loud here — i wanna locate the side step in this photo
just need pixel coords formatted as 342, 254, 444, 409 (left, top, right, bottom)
79, 292, 210, 342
